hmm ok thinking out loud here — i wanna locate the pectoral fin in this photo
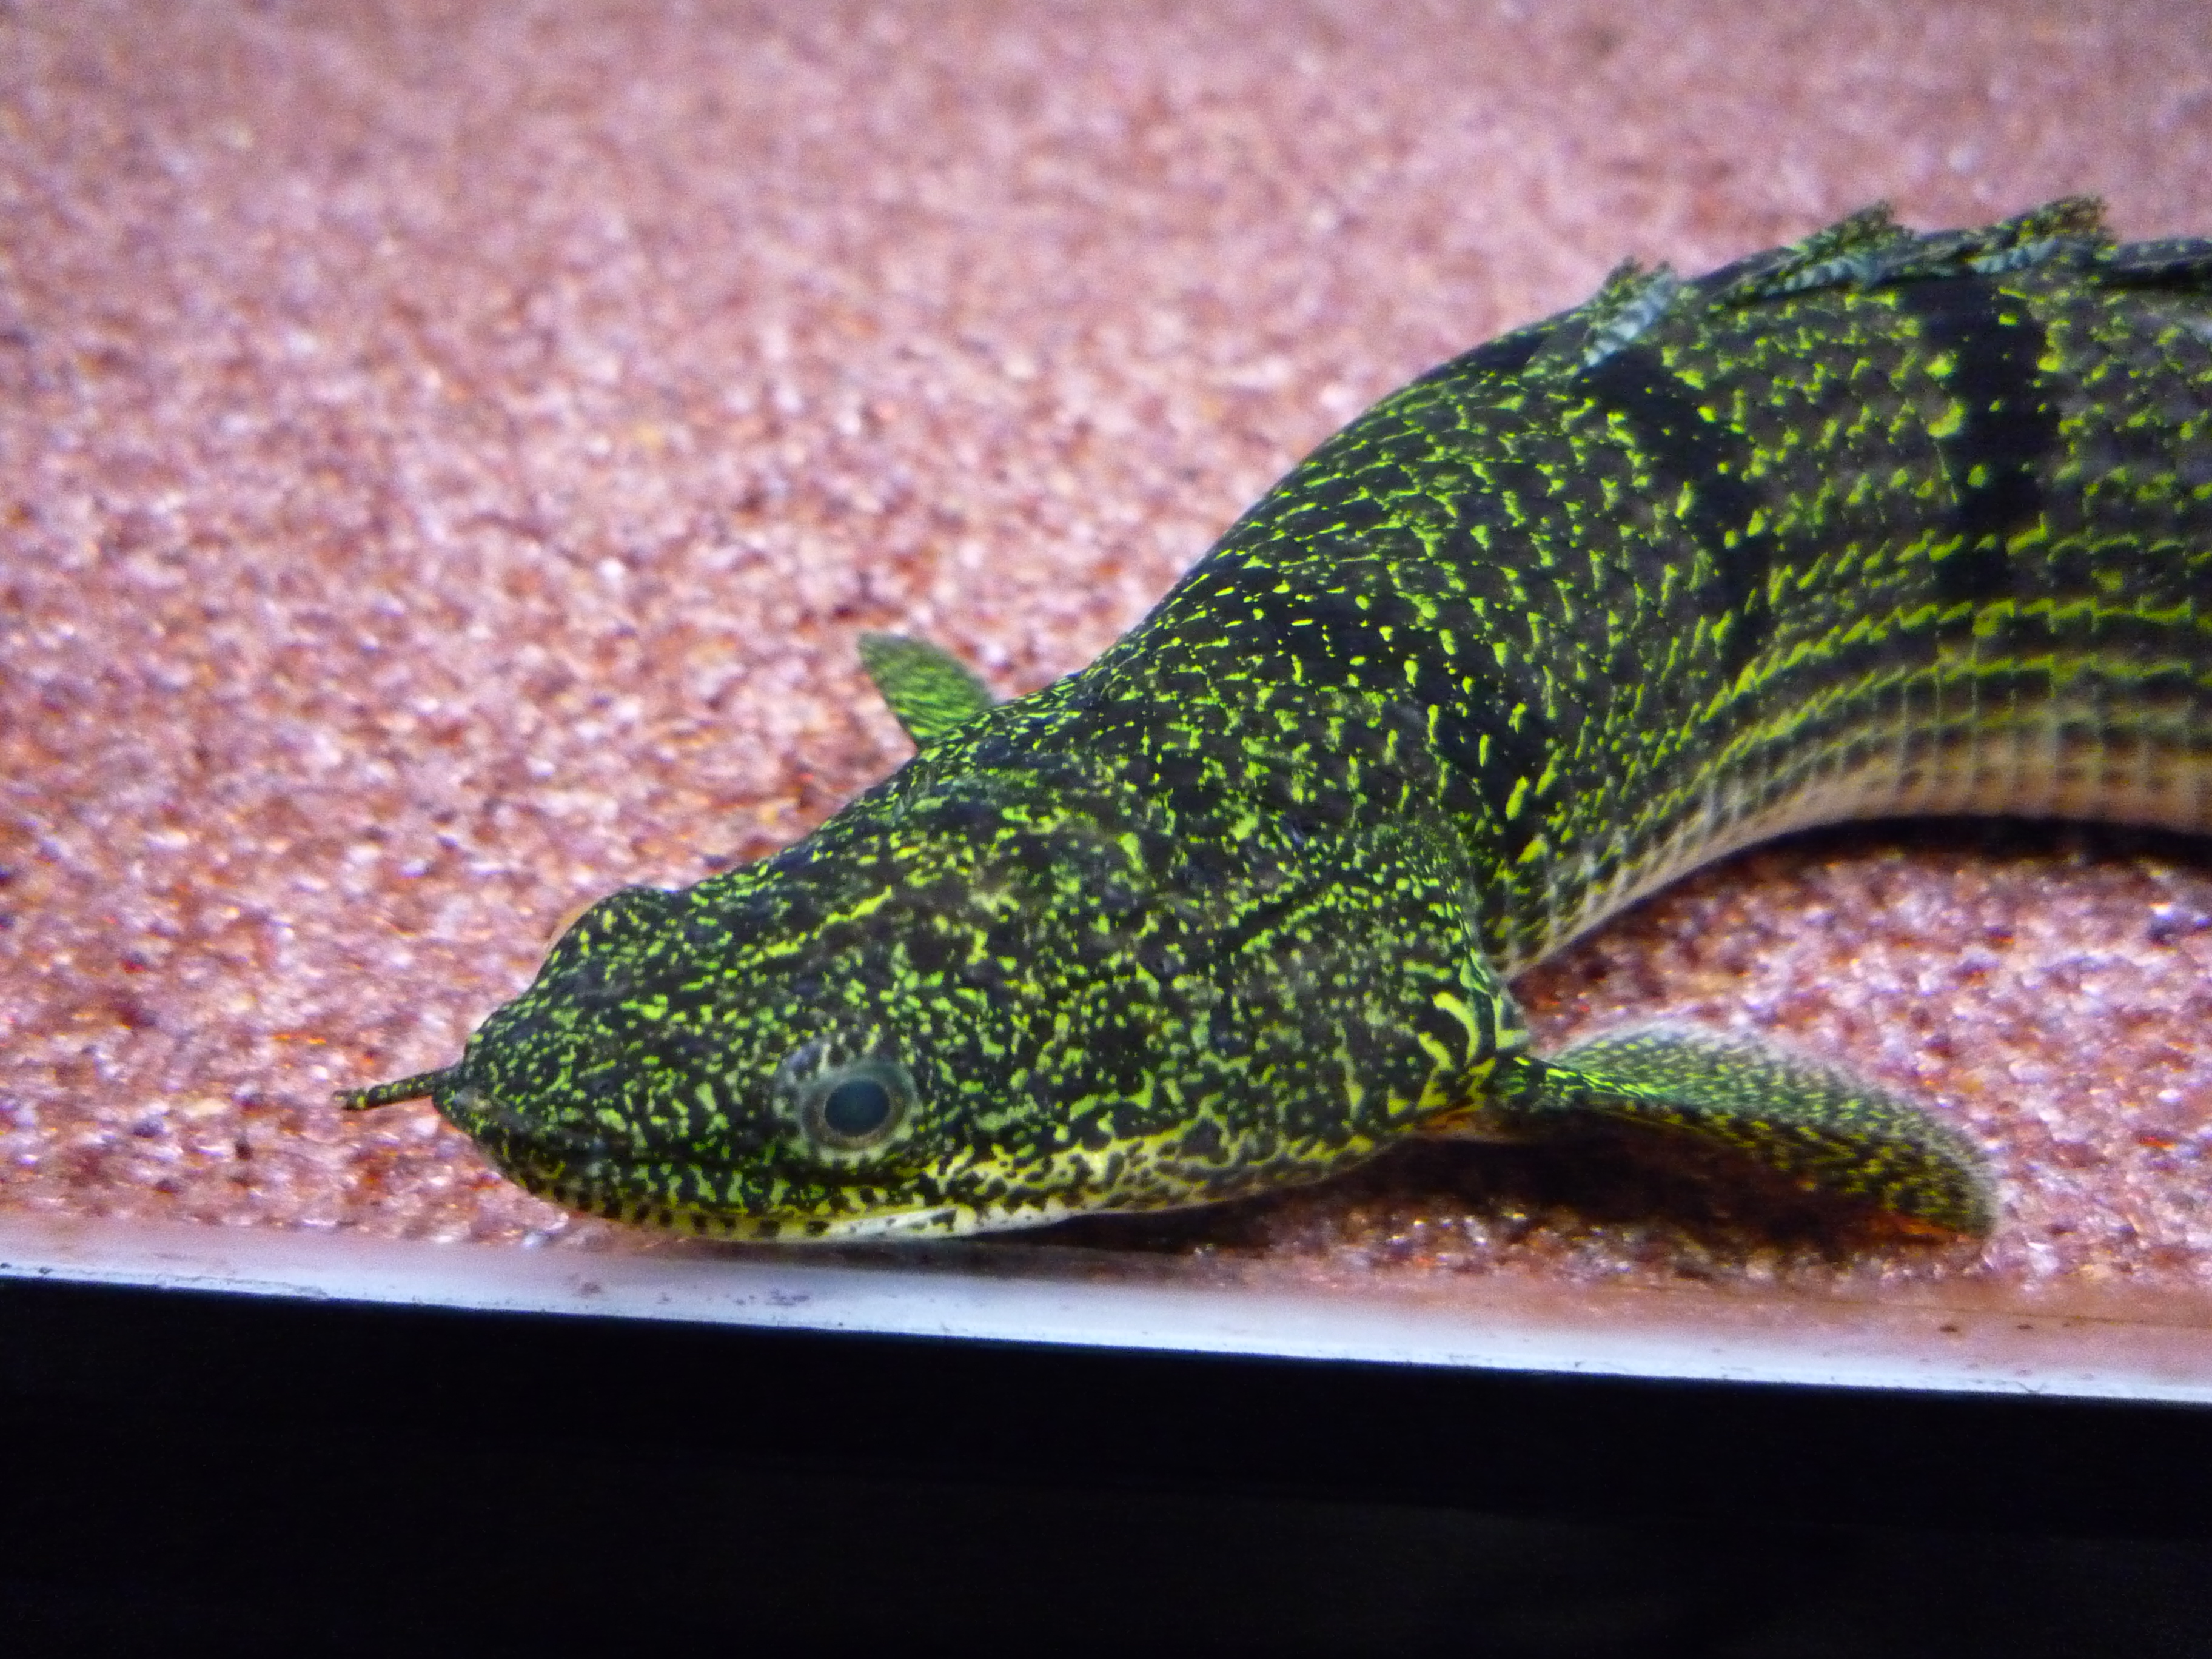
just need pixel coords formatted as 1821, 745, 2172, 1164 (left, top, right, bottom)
1478, 1026, 1994, 1236
857, 632, 997, 749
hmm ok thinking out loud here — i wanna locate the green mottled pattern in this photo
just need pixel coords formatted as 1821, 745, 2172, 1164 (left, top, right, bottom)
347, 201, 2212, 1243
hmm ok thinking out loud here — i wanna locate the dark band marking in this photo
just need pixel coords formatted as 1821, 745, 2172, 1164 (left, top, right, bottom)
1191, 558, 1552, 839
1577, 344, 1775, 666
1891, 274, 2059, 607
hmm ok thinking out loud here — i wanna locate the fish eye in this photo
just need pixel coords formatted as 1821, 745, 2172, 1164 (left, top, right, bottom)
789, 1056, 913, 1153
822, 1076, 892, 1138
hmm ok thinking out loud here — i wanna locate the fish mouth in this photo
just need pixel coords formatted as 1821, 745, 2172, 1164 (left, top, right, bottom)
656, 1196, 1096, 1243
432, 1082, 1110, 1242
434, 1081, 1000, 1241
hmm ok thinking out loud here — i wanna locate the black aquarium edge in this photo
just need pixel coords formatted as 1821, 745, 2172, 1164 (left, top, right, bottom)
5, 1271, 2208, 1534
8, 1273, 2212, 1654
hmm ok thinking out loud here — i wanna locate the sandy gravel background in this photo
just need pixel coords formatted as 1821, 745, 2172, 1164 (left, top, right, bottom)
7, 0, 2212, 1310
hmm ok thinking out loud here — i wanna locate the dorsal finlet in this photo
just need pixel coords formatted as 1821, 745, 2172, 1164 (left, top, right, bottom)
857, 631, 998, 750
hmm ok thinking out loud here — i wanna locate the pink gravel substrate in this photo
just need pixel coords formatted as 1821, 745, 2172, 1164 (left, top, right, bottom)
7, 0, 2212, 1313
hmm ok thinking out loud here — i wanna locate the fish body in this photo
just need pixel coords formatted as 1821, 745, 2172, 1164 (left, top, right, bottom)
349, 201, 2212, 1242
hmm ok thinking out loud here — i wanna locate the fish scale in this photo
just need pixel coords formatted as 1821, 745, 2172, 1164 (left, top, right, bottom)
347, 199, 2212, 1244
